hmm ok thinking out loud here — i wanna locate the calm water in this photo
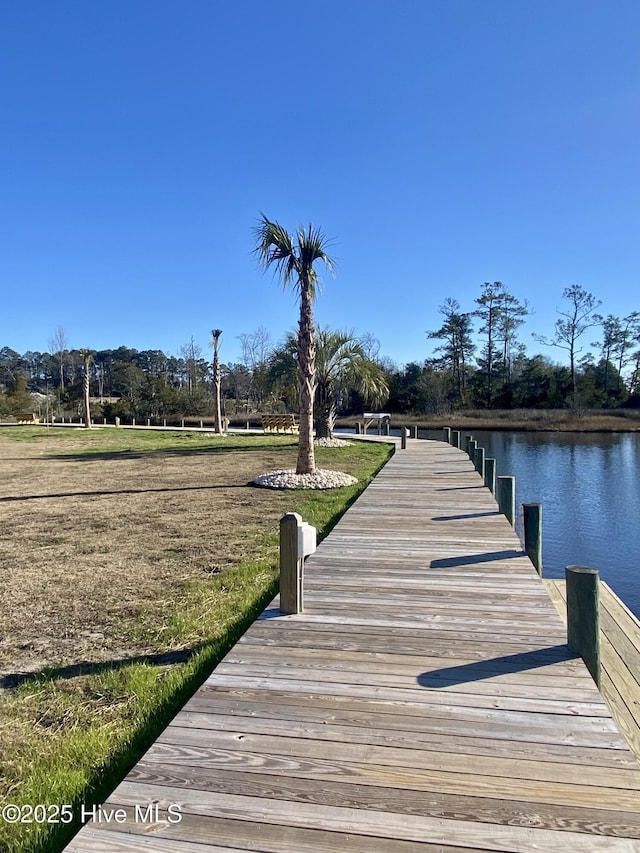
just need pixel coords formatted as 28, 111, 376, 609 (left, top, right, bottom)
457, 430, 640, 618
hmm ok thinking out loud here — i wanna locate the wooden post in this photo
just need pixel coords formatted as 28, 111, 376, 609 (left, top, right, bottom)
485, 457, 496, 494
468, 438, 477, 461
115, 416, 120, 428
464, 434, 473, 455
523, 503, 543, 575
566, 565, 600, 686
146, 418, 151, 427
280, 513, 303, 614
474, 446, 485, 478
451, 430, 460, 449
443, 427, 451, 444
103, 417, 107, 425
410, 425, 417, 439
132, 417, 136, 426
181, 418, 185, 428
199, 419, 203, 429
401, 427, 407, 449
496, 476, 515, 525
163, 419, 167, 427
384, 422, 390, 435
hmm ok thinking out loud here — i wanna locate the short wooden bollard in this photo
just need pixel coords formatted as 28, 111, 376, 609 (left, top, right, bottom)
280, 513, 303, 614
355, 422, 361, 434
384, 422, 390, 435
199, 419, 204, 429
467, 439, 477, 461
132, 417, 136, 426
451, 430, 460, 449
163, 419, 167, 427
411, 425, 418, 439
146, 418, 151, 427
115, 416, 120, 428
181, 418, 185, 428
566, 565, 600, 686
523, 503, 542, 575
464, 434, 473, 455
443, 427, 451, 444
474, 446, 485, 477
496, 475, 515, 525
401, 427, 408, 449
103, 417, 107, 425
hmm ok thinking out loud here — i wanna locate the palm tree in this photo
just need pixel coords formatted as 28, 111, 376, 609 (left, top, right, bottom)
315, 329, 389, 438
254, 214, 335, 475
78, 349, 94, 428
210, 329, 223, 434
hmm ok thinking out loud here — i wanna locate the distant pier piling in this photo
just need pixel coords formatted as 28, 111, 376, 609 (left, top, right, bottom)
523, 503, 543, 575
496, 476, 515, 526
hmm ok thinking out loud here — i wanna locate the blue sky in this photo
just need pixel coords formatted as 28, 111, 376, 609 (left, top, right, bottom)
2, 1, 638, 368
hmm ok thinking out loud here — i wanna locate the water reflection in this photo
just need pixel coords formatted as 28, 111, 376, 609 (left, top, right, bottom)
470, 430, 640, 617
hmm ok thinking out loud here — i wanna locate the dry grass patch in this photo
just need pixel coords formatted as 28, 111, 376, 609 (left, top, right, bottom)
0, 431, 305, 675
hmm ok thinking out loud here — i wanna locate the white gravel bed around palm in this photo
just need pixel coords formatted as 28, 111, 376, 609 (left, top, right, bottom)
314, 437, 354, 447
252, 469, 357, 490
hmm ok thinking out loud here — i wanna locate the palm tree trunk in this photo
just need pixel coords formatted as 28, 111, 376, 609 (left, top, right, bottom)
83, 360, 91, 429
297, 280, 316, 474
213, 350, 222, 434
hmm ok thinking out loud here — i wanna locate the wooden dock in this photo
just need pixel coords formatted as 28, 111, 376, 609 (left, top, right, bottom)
66, 439, 640, 852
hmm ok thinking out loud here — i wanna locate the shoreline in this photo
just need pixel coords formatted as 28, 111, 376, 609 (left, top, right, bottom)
337, 409, 640, 434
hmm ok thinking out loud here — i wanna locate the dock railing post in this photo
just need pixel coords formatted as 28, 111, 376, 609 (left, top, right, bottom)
280, 513, 303, 614
443, 427, 451, 444
566, 565, 600, 686
468, 439, 477, 461
401, 427, 408, 450
451, 430, 460, 449
496, 476, 515, 525
523, 503, 543, 576
474, 446, 485, 478
485, 458, 496, 493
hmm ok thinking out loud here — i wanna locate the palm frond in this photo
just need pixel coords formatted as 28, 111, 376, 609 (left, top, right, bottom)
253, 213, 299, 286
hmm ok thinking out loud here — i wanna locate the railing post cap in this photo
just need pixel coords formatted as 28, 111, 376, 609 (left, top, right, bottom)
281, 511, 302, 523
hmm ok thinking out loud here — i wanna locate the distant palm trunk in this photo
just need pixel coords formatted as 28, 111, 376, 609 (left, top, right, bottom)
211, 329, 223, 434
80, 349, 93, 429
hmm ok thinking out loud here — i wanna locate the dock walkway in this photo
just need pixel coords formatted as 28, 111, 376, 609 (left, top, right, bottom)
67, 439, 640, 852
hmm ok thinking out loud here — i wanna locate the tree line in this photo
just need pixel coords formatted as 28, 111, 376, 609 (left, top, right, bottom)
1, 283, 639, 424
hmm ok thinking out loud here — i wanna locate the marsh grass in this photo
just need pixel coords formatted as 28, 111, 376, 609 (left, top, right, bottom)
337, 408, 640, 432
0, 427, 392, 853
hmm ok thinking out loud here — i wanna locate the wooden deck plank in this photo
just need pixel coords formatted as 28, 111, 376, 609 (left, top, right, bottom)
65, 439, 640, 851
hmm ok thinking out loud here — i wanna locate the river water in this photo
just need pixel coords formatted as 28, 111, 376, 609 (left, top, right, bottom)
455, 430, 640, 618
